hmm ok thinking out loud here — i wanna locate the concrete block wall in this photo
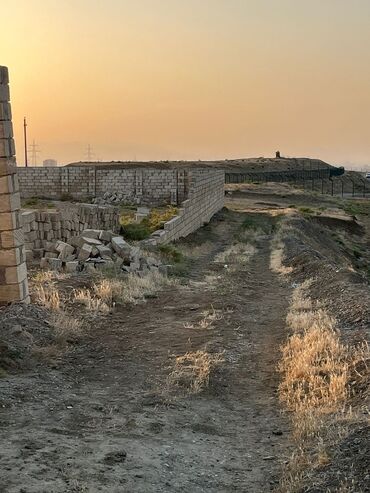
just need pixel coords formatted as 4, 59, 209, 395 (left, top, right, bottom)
17, 166, 187, 206
21, 204, 119, 257
0, 66, 29, 304
148, 169, 224, 244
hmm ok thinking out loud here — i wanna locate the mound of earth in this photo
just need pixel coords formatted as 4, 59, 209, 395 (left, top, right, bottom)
66, 156, 334, 172
0, 303, 54, 371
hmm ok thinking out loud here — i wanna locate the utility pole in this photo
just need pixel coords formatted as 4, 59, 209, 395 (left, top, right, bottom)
29, 140, 41, 166
85, 144, 94, 161
23, 117, 28, 167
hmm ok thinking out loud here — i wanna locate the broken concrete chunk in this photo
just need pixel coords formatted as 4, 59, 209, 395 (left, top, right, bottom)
55, 240, 74, 254
44, 241, 58, 253
48, 258, 63, 271
40, 257, 49, 269
81, 229, 102, 240
99, 230, 113, 242
56, 241, 75, 260
91, 246, 99, 256
97, 244, 114, 258
78, 243, 93, 261
81, 236, 102, 246
65, 261, 79, 273
44, 251, 58, 259
111, 236, 131, 258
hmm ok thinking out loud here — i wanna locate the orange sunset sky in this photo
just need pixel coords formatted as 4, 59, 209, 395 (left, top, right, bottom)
1, 0, 370, 167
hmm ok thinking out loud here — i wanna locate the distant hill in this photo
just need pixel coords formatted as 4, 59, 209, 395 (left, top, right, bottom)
66, 157, 335, 172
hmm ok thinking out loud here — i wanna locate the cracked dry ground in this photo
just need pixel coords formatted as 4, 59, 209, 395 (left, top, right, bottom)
0, 208, 292, 493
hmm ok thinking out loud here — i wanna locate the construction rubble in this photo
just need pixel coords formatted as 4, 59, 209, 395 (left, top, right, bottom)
39, 229, 165, 275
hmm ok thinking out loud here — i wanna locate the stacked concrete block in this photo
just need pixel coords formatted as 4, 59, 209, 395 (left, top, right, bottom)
0, 66, 29, 304
21, 203, 120, 259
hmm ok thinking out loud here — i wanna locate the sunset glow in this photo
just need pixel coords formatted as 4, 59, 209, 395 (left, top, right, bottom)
1, 0, 370, 166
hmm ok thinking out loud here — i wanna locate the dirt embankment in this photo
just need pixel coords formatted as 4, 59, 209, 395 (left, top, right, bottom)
272, 207, 370, 492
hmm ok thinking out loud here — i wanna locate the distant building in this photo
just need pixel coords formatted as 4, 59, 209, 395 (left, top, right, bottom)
43, 159, 58, 167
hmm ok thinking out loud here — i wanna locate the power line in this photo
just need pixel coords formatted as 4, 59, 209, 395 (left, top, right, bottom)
23, 117, 28, 167
85, 144, 94, 161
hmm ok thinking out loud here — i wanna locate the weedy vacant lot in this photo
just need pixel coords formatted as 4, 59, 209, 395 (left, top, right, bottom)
0, 184, 368, 492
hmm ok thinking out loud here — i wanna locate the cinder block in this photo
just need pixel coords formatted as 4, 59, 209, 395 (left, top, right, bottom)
0, 247, 22, 266
0, 210, 18, 230
0, 191, 20, 212
0, 157, 16, 177
0, 121, 12, 139
5, 262, 27, 284
0, 102, 11, 121
1, 228, 25, 248
0, 282, 24, 303
0, 84, 10, 102
0, 67, 9, 85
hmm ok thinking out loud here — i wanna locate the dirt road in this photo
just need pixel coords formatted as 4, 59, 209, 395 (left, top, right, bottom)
0, 207, 292, 492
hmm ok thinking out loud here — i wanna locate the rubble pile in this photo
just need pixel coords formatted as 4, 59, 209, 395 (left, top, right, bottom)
92, 192, 130, 206
39, 229, 164, 275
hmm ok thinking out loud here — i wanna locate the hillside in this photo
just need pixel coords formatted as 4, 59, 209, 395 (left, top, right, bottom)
66, 156, 334, 172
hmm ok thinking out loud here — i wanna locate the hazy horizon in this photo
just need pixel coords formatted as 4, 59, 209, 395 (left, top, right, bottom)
1, 0, 370, 168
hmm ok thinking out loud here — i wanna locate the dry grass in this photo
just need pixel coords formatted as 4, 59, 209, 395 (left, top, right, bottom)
183, 306, 223, 330
31, 270, 67, 284
215, 243, 256, 268
49, 312, 84, 344
178, 241, 213, 258
278, 280, 370, 492
73, 288, 111, 313
270, 218, 294, 275
167, 350, 224, 394
73, 271, 176, 313
270, 242, 293, 275
34, 285, 61, 311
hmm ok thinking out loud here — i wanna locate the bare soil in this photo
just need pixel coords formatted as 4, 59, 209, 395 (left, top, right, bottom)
0, 207, 292, 492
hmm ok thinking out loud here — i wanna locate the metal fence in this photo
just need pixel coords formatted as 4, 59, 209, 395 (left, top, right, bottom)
225, 169, 370, 198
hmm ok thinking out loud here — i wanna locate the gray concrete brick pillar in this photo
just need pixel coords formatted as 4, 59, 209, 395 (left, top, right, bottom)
0, 66, 29, 305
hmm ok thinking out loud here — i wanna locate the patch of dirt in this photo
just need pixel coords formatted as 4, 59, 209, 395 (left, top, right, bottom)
302, 424, 370, 493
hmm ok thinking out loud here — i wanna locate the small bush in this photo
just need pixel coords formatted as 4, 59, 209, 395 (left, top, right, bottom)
121, 223, 151, 240
298, 207, 315, 215
159, 244, 183, 263
23, 197, 39, 207
60, 192, 73, 202
146, 206, 178, 231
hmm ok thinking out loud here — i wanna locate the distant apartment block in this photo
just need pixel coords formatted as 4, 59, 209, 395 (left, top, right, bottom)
43, 159, 57, 167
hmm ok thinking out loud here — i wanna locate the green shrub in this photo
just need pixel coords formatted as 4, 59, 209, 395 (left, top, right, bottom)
121, 223, 151, 241
23, 197, 39, 207
60, 193, 73, 202
298, 207, 315, 215
159, 244, 184, 263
